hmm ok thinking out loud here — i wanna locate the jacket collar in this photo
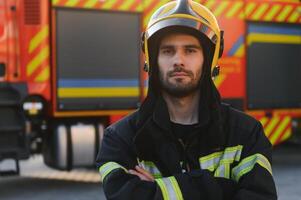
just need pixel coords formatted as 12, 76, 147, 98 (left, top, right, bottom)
134, 94, 214, 154
133, 94, 228, 175
152, 95, 211, 131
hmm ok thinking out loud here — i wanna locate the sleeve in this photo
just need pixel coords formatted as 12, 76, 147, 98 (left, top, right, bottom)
96, 127, 224, 200
232, 121, 277, 200
96, 127, 161, 200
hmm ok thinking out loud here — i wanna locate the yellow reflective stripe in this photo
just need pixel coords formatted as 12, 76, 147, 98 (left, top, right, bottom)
199, 151, 223, 171
156, 179, 169, 200
288, 8, 300, 23
211, 146, 242, 179
169, 177, 183, 200
240, 2, 256, 18
221, 145, 243, 163
119, 0, 135, 10
259, 117, 269, 128
265, 117, 280, 137
58, 87, 139, 98
136, 3, 143, 11
199, 145, 243, 172
65, 0, 80, 7
35, 67, 49, 82
99, 162, 127, 182
276, 5, 293, 22
84, 0, 98, 8
231, 154, 272, 182
143, 0, 154, 10
29, 26, 49, 53
264, 5, 281, 21
270, 116, 291, 145
226, 2, 243, 18
102, 0, 117, 9
27, 46, 49, 76
52, 0, 59, 5
153, 174, 163, 179
138, 160, 162, 178
225, 163, 230, 178
251, 3, 269, 20
247, 33, 301, 45
213, 1, 229, 17
245, 2, 257, 16
215, 163, 231, 179
214, 164, 224, 177
257, 156, 272, 175
281, 128, 292, 142
156, 177, 183, 200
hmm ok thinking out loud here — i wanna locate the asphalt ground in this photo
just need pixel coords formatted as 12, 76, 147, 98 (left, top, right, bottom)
272, 143, 301, 200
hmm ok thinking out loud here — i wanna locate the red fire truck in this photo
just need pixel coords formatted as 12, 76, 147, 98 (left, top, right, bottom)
0, 0, 300, 174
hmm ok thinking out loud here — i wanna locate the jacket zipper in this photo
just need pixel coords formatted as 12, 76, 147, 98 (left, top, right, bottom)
178, 139, 191, 172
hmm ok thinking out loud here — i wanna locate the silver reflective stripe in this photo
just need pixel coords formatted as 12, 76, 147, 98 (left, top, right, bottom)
199, 151, 223, 171
232, 153, 272, 182
137, 159, 162, 178
199, 145, 243, 172
215, 163, 231, 178
99, 162, 126, 182
215, 164, 225, 178
156, 177, 184, 200
220, 145, 243, 163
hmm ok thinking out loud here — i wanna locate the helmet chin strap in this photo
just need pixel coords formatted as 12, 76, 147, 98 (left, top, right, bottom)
212, 65, 220, 78
144, 62, 149, 72
144, 32, 150, 73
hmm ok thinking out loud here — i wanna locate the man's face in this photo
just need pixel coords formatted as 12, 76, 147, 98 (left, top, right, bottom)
158, 33, 204, 97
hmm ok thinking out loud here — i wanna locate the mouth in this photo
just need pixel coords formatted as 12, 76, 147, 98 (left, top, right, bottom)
170, 72, 190, 77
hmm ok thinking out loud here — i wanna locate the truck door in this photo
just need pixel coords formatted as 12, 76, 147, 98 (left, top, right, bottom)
247, 22, 301, 109
54, 8, 141, 112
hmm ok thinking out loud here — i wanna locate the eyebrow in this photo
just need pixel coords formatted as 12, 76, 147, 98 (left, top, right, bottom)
159, 44, 202, 50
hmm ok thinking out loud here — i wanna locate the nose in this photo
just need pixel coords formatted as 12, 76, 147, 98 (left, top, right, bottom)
173, 50, 185, 67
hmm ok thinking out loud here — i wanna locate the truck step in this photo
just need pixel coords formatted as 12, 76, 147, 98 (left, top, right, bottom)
0, 85, 21, 106
0, 107, 24, 129
0, 158, 20, 176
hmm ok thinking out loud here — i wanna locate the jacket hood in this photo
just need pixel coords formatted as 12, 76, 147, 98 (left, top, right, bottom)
137, 26, 222, 129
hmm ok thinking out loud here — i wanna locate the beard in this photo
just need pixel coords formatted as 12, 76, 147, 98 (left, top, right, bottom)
159, 66, 201, 98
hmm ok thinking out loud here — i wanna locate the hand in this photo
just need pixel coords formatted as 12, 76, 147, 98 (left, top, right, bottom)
128, 166, 154, 182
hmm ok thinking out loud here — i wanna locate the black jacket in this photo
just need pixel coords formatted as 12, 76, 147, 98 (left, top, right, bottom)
96, 96, 277, 200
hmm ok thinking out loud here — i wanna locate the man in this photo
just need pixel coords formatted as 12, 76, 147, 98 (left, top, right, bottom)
96, 0, 277, 199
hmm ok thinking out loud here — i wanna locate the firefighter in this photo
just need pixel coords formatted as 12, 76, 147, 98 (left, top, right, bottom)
96, 0, 277, 199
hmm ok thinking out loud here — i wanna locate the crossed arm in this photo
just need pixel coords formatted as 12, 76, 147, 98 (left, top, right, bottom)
128, 165, 155, 182
97, 126, 277, 200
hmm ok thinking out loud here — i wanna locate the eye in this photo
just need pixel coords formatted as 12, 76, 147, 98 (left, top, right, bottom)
185, 48, 197, 54
160, 48, 174, 55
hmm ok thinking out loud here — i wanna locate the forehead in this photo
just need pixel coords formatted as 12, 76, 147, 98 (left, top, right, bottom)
159, 33, 201, 47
